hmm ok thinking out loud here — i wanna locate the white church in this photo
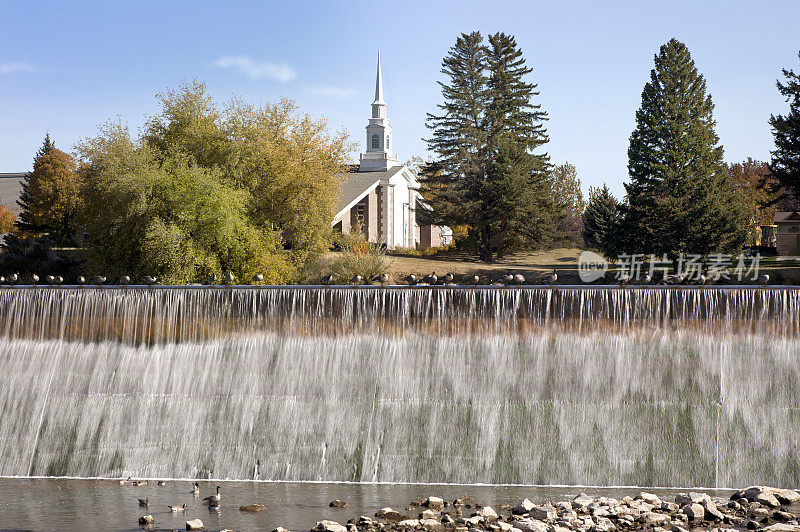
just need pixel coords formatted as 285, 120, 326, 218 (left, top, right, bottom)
332, 54, 452, 249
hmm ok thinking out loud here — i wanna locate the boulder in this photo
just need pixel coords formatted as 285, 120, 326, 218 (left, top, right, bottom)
478, 506, 499, 519
756, 492, 782, 508
375, 508, 406, 521
643, 512, 671, 525
591, 517, 615, 532
530, 506, 557, 521
572, 494, 594, 510
420, 509, 438, 520
669, 525, 689, 532
733, 487, 799, 507
676, 492, 712, 507
186, 519, 205, 531
330, 500, 349, 508
315, 520, 347, 532
762, 526, 800, 532
701, 499, 724, 521
273, 528, 290, 532
398, 519, 421, 527
513, 519, 550, 532
515, 499, 536, 515
425, 497, 446, 510
661, 502, 679, 512
637, 493, 663, 507
420, 518, 444, 530
138, 515, 154, 525
240, 504, 267, 512
549, 526, 571, 532
683, 504, 705, 522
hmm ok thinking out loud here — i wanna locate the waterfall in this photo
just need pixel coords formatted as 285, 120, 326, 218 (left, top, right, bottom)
0, 286, 797, 487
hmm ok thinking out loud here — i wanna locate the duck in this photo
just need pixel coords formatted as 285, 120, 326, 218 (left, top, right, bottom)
422, 272, 437, 285
350, 275, 362, 285
168, 503, 186, 512
403, 274, 416, 286
321, 274, 334, 285
203, 485, 221, 505
191, 482, 200, 496
251, 274, 264, 284
372, 273, 389, 285
138, 497, 149, 507
542, 268, 558, 285
91, 275, 106, 285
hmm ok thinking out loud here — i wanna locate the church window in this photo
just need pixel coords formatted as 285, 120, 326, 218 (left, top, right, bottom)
371, 134, 379, 149
386, 135, 390, 150
373, 107, 379, 118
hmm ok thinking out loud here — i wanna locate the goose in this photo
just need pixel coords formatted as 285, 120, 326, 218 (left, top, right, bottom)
168, 503, 186, 512
77, 275, 85, 285
119, 275, 130, 286
619, 273, 630, 285
251, 274, 264, 284
224, 271, 235, 285
55, 275, 63, 285
191, 482, 200, 496
46, 275, 56, 285
422, 272, 437, 285
441, 273, 454, 285
372, 273, 389, 285
207, 273, 217, 285
469, 275, 481, 285
350, 275, 362, 285
513, 273, 526, 285
8, 273, 18, 285
138, 497, 149, 507
141, 275, 157, 286
501, 274, 514, 286
759, 273, 770, 286
31, 274, 39, 285
91, 275, 106, 285
403, 274, 416, 286
697, 273, 707, 285
321, 274, 334, 285
203, 486, 221, 505
157, 480, 166, 486
132, 480, 147, 486
665, 273, 684, 285
542, 268, 558, 285
0, 276, 4, 283
119, 476, 132, 485
644, 273, 653, 284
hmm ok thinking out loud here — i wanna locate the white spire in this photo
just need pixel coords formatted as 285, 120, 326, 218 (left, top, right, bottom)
374, 50, 384, 104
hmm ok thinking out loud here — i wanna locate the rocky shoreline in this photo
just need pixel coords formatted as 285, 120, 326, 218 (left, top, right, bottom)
297, 486, 800, 532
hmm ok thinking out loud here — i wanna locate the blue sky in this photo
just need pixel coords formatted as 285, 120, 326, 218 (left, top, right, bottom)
1, 1, 798, 197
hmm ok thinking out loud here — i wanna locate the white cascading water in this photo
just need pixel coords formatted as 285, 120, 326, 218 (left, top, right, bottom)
0, 286, 797, 488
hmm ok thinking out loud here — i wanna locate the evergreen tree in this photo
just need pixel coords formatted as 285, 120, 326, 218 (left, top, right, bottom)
422, 32, 555, 261
769, 51, 800, 198
16, 133, 82, 243
622, 39, 748, 258
582, 185, 620, 259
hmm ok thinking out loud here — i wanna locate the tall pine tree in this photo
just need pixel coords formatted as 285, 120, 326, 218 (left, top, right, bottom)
769, 51, 800, 199
16, 133, 82, 243
582, 185, 620, 259
621, 39, 748, 258
422, 31, 555, 261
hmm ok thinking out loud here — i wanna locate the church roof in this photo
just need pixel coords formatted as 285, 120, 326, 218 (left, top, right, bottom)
335, 166, 405, 215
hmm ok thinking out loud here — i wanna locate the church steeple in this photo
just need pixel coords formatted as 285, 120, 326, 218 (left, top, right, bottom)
359, 51, 398, 172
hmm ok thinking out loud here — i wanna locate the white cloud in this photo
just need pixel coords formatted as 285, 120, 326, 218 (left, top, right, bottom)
0, 62, 45, 74
306, 85, 356, 99
213, 55, 297, 82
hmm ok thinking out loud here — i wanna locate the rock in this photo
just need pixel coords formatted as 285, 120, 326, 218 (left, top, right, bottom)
186, 519, 205, 531
515, 499, 536, 515
479, 506, 499, 519
572, 494, 594, 510
315, 520, 347, 532
514, 519, 550, 532
661, 501, 679, 512
752, 508, 771, 519
676, 492, 712, 507
139, 515, 154, 525
684, 503, 705, 522
421, 518, 443, 530
376, 508, 406, 521
637, 492, 663, 506
591, 517, 615, 532
549, 525, 571, 532
498, 522, 516, 531
442, 515, 455, 524
702, 499, 724, 521
419, 509, 438, 519
774, 511, 795, 522
756, 493, 782, 508
669, 525, 689, 532
239, 504, 267, 512
330, 500, 348, 508
273, 528, 290, 532
398, 519, 421, 527
530, 506, 557, 521
426, 497, 446, 510
734, 487, 799, 507
711, 528, 740, 532
643, 512, 671, 525
762, 526, 800, 532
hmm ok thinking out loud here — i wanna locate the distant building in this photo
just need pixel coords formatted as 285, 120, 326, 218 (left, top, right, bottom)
0, 173, 25, 215
332, 53, 451, 249
774, 211, 800, 255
